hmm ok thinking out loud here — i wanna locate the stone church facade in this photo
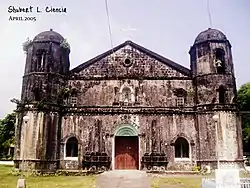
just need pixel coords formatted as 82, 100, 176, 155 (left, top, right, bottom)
14, 28, 243, 171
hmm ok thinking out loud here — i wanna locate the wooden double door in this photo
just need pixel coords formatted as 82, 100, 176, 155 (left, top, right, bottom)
115, 136, 139, 169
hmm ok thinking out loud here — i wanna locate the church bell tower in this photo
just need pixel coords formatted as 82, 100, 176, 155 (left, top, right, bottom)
14, 29, 70, 170
189, 28, 243, 169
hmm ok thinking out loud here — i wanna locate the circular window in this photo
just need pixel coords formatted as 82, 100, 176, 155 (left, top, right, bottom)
123, 58, 132, 67
125, 58, 131, 65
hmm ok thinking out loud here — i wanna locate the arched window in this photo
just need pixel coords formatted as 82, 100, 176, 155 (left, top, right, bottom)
175, 137, 189, 158
215, 49, 226, 74
218, 86, 226, 103
66, 137, 78, 157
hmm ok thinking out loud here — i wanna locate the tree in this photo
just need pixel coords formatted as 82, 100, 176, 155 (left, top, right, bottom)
0, 112, 16, 158
237, 82, 250, 151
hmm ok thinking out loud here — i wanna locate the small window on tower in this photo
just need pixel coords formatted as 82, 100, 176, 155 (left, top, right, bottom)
218, 86, 226, 103
215, 48, 226, 74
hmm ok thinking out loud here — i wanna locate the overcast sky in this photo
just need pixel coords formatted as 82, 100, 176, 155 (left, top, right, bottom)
0, 0, 249, 118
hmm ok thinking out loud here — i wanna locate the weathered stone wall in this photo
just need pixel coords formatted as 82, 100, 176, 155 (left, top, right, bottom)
217, 111, 241, 160
59, 43, 198, 170
197, 76, 236, 105
60, 113, 196, 170
71, 43, 190, 79
68, 79, 194, 107
197, 112, 243, 160
60, 160, 79, 170
14, 110, 59, 170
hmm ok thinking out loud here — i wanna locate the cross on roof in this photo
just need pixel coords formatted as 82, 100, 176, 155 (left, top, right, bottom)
120, 24, 138, 39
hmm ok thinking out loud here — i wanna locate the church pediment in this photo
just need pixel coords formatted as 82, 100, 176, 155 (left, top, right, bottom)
70, 40, 191, 79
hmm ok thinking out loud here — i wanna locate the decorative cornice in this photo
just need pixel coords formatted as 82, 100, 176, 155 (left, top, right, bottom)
62, 106, 195, 115
69, 76, 191, 81
15, 102, 239, 115
193, 73, 235, 79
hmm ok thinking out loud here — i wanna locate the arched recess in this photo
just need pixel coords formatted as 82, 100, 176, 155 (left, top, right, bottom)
115, 124, 138, 137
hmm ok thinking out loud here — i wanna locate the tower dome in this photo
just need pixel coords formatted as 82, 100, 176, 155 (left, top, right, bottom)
33, 29, 64, 43
194, 28, 227, 45
23, 29, 70, 75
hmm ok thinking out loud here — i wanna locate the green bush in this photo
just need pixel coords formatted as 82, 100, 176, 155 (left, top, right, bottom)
191, 165, 201, 172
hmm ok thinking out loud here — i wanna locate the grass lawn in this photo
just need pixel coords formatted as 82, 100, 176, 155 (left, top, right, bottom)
150, 172, 250, 188
151, 175, 203, 188
0, 165, 96, 188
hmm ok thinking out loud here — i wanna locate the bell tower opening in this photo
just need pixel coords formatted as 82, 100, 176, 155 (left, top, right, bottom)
215, 48, 226, 74
36, 49, 47, 72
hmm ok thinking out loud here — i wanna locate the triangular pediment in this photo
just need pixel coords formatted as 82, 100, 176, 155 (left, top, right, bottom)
70, 41, 191, 79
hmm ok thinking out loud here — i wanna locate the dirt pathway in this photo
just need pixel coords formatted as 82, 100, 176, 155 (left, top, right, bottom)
96, 170, 150, 188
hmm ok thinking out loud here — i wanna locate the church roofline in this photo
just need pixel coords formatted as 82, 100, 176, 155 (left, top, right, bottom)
69, 40, 191, 76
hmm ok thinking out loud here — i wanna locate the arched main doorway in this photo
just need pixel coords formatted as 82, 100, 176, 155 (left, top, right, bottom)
114, 124, 139, 170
